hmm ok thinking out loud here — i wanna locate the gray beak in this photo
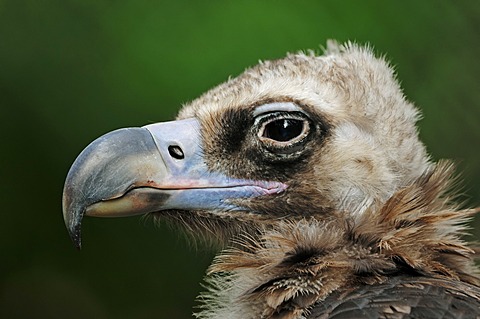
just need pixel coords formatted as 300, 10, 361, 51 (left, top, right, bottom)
62, 118, 286, 249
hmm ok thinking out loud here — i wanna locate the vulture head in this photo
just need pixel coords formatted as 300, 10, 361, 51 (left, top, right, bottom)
63, 41, 480, 319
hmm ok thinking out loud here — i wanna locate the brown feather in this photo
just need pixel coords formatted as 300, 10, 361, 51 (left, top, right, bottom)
196, 161, 480, 318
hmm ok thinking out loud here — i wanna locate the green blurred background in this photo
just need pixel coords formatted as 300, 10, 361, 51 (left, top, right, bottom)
1, 1, 479, 318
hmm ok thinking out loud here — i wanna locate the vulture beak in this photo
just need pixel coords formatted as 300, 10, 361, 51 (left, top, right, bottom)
62, 118, 286, 249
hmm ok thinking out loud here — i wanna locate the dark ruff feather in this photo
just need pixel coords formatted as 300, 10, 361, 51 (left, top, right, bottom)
195, 161, 480, 318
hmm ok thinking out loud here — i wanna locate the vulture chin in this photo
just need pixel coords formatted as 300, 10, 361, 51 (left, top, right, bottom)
63, 41, 480, 319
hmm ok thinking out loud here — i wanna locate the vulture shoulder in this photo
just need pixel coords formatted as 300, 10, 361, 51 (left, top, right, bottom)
312, 276, 480, 319
62, 41, 480, 319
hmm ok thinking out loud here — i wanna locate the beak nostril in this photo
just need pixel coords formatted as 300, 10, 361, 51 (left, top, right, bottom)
168, 145, 185, 160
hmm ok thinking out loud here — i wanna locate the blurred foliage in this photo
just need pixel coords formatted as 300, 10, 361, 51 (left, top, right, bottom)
1, 1, 479, 318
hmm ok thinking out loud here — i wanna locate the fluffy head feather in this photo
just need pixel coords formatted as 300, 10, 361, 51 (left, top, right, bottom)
178, 41, 430, 222
161, 42, 433, 249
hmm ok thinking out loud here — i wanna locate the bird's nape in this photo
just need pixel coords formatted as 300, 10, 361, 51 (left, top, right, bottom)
62, 41, 480, 319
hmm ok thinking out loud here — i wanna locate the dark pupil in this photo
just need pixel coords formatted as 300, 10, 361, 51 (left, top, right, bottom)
263, 119, 303, 142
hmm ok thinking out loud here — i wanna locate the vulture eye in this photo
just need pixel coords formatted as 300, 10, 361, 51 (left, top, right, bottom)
262, 118, 304, 142
256, 112, 311, 153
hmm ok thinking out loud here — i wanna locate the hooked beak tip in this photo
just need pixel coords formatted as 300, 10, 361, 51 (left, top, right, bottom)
70, 224, 82, 250
64, 209, 83, 250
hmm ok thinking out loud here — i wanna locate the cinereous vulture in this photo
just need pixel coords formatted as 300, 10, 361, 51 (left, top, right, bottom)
63, 41, 480, 318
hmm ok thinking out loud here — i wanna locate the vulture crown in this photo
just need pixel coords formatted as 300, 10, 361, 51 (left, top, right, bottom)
63, 41, 480, 319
